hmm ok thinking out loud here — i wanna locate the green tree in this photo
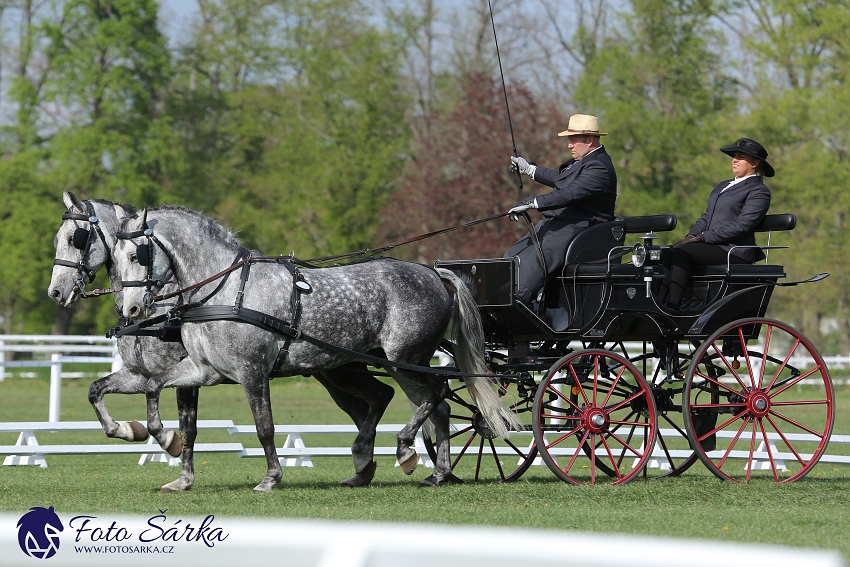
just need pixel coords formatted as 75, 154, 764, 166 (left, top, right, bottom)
172, 0, 410, 256
0, 152, 65, 333
39, 0, 176, 206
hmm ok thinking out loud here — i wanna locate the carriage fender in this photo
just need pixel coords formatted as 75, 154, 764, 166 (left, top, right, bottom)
687, 285, 770, 336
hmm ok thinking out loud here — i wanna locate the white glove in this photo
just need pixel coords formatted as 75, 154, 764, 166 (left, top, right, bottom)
510, 156, 537, 178
508, 198, 537, 221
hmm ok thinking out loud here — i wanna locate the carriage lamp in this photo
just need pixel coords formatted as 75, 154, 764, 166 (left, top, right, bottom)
631, 242, 646, 267
641, 232, 662, 262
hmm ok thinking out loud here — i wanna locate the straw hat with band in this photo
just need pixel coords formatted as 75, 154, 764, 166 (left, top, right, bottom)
720, 138, 774, 177
557, 114, 607, 137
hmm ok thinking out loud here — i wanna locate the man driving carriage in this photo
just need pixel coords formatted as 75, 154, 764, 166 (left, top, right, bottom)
505, 113, 617, 306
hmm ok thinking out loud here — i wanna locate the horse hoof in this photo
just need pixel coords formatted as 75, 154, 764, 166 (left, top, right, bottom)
418, 476, 441, 488
445, 473, 464, 485
252, 483, 275, 493
164, 431, 183, 457
128, 420, 149, 442
399, 453, 418, 475
340, 461, 377, 487
158, 478, 191, 493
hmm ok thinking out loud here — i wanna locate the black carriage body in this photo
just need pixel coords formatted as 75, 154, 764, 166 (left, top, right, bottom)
436, 214, 793, 348
431, 212, 837, 486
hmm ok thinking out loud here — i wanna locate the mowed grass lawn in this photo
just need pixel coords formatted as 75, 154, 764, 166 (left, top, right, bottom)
1, 371, 849, 557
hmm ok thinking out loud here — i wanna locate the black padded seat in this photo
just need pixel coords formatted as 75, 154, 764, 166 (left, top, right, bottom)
563, 214, 678, 265
683, 213, 795, 281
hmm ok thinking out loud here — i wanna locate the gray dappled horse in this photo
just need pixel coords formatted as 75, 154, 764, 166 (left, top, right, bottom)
47, 193, 398, 491
113, 206, 519, 490
48, 193, 194, 492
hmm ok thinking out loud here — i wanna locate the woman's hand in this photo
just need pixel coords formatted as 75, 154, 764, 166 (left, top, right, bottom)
671, 233, 704, 248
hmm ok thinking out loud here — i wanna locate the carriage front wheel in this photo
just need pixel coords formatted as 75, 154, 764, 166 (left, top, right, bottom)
532, 349, 658, 485
682, 318, 835, 483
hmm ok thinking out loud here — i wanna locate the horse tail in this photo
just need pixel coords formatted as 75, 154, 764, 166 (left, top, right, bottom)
436, 268, 522, 439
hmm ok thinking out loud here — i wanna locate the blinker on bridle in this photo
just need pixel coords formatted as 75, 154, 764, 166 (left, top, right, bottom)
116, 222, 175, 309
53, 200, 112, 290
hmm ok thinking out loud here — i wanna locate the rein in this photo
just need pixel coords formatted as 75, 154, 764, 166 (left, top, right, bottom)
91, 210, 515, 299
298, 211, 512, 266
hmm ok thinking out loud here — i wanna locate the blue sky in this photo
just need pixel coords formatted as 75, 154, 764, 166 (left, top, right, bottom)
158, 0, 199, 42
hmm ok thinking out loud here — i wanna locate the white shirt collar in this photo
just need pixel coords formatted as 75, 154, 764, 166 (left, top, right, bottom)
721, 173, 757, 192
580, 145, 603, 161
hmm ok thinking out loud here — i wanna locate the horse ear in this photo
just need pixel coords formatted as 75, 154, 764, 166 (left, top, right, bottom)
113, 204, 129, 219
63, 191, 85, 213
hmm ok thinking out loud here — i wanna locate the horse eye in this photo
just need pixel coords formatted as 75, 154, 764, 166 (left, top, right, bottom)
130, 254, 138, 263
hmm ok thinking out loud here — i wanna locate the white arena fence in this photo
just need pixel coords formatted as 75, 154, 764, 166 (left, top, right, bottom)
1, 335, 848, 469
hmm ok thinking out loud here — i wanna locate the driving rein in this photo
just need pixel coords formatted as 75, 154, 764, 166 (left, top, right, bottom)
109, 221, 497, 379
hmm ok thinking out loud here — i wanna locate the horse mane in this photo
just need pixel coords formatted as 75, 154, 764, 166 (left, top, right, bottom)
90, 197, 137, 216
147, 205, 244, 249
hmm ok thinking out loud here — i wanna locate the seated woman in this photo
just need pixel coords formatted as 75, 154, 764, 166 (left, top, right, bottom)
662, 138, 773, 310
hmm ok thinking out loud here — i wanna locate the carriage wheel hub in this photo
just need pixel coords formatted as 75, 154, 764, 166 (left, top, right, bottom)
748, 392, 770, 417
472, 412, 498, 440
586, 409, 608, 433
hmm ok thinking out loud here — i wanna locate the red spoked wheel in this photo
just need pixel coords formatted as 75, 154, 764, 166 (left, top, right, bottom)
683, 318, 834, 483
532, 349, 657, 485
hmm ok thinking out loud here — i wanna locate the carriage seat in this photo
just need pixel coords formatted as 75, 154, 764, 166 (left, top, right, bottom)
689, 213, 796, 280
563, 214, 678, 265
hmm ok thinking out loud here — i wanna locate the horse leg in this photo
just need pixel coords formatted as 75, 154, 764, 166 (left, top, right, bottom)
145, 373, 183, 459
88, 368, 150, 442
159, 387, 199, 493
143, 357, 206, 461
316, 365, 395, 487
240, 370, 282, 493
389, 370, 454, 485
417, 399, 460, 487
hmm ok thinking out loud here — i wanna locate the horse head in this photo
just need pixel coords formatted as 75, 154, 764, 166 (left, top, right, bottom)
48, 191, 129, 306
114, 207, 171, 320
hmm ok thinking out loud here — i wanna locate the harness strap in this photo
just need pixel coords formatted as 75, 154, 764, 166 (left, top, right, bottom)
177, 305, 494, 378
54, 201, 113, 286
153, 249, 251, 303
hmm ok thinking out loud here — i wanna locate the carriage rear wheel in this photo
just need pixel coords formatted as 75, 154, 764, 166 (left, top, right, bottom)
608, 344, 701, 478
532, 349, 658, 485
682, 318, 835, 483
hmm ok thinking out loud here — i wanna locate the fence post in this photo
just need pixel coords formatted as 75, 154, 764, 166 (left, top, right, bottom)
111, 340, 122, 373
49, 354, 62, 422
0, 339, 5, 382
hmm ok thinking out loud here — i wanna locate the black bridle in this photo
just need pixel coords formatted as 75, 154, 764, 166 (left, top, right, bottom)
116, 220, 177, 309
53, 200, 113, 293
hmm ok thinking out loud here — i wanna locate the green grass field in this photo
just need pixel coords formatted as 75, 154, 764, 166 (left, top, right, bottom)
1, 371, 849, 557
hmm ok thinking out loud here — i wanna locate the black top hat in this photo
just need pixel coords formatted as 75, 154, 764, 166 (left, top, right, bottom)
720, 138, 774, 177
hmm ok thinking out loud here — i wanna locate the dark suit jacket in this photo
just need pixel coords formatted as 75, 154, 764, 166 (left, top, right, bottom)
688, 176, 771, 263
530, 146, 617, 224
